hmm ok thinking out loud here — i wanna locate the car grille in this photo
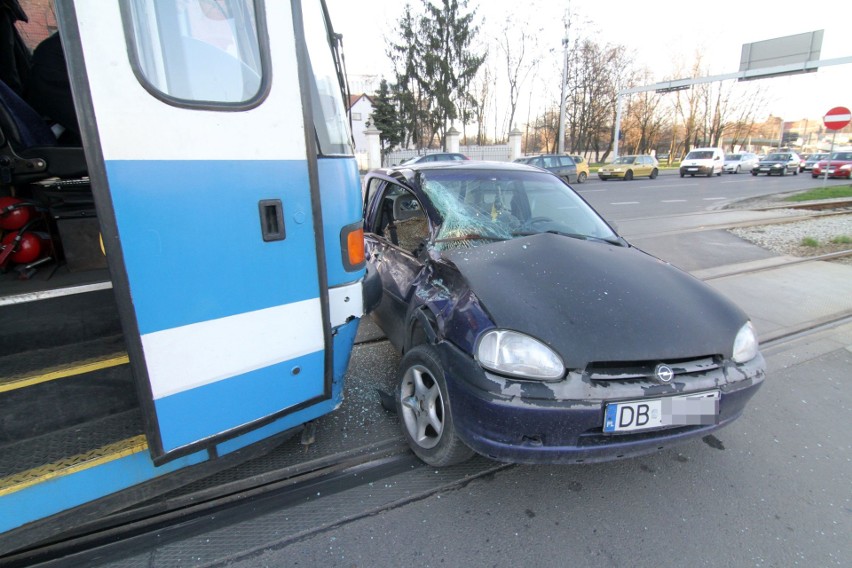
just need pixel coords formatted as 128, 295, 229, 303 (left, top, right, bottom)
583, 356, 719, 381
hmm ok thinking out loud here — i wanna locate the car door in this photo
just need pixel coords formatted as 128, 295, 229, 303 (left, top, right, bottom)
364, 178, 429, 349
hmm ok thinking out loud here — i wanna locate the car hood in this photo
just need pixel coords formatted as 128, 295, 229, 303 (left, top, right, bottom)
757, 159, 788, 165
442, 233, 747, 369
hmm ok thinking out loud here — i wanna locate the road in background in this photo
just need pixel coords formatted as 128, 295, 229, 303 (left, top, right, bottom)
577, 169, 850, 220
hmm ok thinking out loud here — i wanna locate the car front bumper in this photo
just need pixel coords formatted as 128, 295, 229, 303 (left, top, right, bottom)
598, 171, 624, 179
680, 165, 713, 175
436, 341, 765, 464
812, 168, 851, 178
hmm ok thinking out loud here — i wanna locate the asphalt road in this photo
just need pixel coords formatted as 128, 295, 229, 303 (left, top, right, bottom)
575, 168, 850, 220
230, 322, 852, 568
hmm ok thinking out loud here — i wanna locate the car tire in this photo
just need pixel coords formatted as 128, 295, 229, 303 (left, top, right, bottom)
577, 171, 587, 183
752, 171, 758, 176
599, 175, 608, 181
396, 344, 474, 467
716, 169, 722, 176
680, 172, 685, 178
780, 168, 786, 176
793, 169, 798, 175
624, 170, 633, 181
735, 166, 740, 174
649, 168, 658, 179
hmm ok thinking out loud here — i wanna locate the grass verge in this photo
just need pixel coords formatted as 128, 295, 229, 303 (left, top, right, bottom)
783, 185, 852, 202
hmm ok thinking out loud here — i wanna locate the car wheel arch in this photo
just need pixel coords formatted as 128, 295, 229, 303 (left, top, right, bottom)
405, 306, 440, 353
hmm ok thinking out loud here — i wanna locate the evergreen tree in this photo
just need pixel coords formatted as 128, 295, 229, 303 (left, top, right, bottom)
387, 0, 484, 150
370, 79, 404, 159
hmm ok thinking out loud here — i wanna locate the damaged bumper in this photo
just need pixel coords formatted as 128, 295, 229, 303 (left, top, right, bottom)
437, 341, 765, 465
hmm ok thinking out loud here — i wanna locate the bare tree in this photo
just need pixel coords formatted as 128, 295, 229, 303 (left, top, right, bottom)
497, 18, 539, 140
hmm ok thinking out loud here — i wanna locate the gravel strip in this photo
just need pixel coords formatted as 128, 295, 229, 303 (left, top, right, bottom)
729, 214, 852, 259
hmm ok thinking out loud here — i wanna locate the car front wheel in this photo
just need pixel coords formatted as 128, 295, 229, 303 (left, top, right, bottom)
396, 345, 474, 467
649, 168, 658, 179
577, 171, 587, 183
624, 170, 633, 181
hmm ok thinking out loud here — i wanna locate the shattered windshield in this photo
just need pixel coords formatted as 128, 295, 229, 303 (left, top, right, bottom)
419, 169, 618, 251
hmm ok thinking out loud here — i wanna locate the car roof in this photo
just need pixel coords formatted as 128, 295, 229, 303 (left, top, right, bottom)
371, 160, 547, 186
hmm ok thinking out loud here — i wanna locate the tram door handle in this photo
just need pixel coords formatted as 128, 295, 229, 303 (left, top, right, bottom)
259, 199, 286, 242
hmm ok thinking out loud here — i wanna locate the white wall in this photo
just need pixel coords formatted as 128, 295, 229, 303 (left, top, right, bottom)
349, 97, 374, 153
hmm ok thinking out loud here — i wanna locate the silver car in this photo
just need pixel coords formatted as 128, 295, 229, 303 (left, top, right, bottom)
723, 152, 759, 174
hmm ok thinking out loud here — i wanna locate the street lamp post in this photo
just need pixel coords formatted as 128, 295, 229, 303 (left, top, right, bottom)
557, 34, 568, 154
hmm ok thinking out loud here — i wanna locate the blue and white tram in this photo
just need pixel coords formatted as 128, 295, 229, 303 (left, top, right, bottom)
0, 0, 372, 554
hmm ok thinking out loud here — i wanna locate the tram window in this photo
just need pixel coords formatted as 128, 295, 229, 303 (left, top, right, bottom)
301, 0, 353, 156
124, 0, 264, 105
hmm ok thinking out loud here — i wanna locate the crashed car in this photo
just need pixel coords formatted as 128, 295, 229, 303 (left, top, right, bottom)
363, 161, 765, 466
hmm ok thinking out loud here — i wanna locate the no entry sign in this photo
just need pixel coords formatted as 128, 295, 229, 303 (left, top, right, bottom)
823, 106, 851, 131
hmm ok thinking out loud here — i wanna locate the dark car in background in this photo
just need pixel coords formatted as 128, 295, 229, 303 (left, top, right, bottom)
811, 151, 852, 179
751, 152, 800, 176
513, 154, 578, 184
362, 161, 765, 467
802, 153, 829, 173
400, 153, 469, 165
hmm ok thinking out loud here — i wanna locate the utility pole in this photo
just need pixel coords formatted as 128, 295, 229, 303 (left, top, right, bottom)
557, 31, 569, 154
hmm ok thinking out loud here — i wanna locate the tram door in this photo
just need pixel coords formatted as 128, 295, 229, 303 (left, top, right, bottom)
58, 1, 335, 460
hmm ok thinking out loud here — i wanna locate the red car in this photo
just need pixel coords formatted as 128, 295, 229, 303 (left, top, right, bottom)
811, 151, 852, 179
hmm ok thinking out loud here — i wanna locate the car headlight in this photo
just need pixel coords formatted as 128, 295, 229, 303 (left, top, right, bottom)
840, 164, 851, 171
476, 329, 565, 380
732, 321, 758, 363
772, 163, 782, 168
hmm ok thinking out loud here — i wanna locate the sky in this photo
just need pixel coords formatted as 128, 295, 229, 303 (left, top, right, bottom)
325, 0, 850, 127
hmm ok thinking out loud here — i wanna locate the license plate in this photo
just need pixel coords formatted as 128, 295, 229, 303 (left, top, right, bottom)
603, 391, 720, 433
760, 167, 770, 171
688, 167, 698, 171
828, 169, 836, 174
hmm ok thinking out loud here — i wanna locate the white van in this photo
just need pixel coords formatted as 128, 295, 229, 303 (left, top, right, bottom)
680, 147, 725, 177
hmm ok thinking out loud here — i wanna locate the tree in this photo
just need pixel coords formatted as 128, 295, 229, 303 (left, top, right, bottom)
386, 0, 485, 150
497, 18, 538, 142
369, 79, 404, 159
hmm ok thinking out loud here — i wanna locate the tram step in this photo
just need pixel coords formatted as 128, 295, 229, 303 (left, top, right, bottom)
0, 334, 136, 443
0, 284, 121, 358
0, 408, 145, 497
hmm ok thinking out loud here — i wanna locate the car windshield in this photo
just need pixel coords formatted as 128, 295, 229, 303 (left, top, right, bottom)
612, 156, 636, 165
418, 169, 618, 251
766, 153, 788, 160
727, 154, 741, 160
831, 152, 852, 160
686, 151, 713, 159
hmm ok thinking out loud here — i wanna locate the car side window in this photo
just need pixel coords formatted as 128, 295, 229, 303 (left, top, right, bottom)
376, 184, 429, 255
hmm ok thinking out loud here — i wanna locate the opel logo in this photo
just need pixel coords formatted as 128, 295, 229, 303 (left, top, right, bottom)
654, 363, 674, 383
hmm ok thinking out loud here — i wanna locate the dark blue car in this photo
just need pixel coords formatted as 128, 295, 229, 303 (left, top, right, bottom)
363, 161, 765, 466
